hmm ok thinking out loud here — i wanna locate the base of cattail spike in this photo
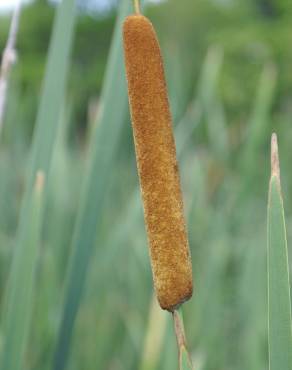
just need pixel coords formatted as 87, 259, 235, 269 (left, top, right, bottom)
173, 309, 194, 370
161, 291, 193, 313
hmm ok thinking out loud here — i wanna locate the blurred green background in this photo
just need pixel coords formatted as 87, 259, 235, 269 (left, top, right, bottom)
0, 0, 292, 369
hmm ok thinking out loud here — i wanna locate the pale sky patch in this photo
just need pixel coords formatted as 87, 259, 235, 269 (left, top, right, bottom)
0, 0, 164, 13
0, 0, 32, 13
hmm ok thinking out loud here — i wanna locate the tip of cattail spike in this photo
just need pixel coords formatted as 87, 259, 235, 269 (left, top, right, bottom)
134, 0, 141, 14
271, 133, 280, 179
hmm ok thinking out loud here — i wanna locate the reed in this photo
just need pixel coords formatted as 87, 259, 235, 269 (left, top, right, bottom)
267, 133, 292, 370
123, 3, 194, 368
123, 8, 192, 313
53, 1, 132, 369
0, 172, 45, 370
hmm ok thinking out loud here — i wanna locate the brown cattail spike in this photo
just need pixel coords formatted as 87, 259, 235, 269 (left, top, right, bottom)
123, 15, 193, 311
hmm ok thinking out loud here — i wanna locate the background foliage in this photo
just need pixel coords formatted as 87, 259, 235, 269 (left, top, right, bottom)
0, 0, 291, 369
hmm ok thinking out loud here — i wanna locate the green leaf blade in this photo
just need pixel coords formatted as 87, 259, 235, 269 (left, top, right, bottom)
52, 1, 133, 369
0, 173, 45, 370
0, 0, 76, 367
268, 135, 292, 370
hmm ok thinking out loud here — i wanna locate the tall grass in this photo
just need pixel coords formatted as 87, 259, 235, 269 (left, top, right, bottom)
53, 0, 132, 369
0, 0, 76, 369
267, 134, 292, 370
0, 172, 44, 370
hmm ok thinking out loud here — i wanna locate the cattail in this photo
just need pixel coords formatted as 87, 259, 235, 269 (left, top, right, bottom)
123, 13, 193, 311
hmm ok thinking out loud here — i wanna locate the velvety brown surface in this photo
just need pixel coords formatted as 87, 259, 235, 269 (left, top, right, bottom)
123, 14, 193, 311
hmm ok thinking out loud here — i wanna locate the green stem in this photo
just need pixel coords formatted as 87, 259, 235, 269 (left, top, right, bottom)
134, 0, 141, 14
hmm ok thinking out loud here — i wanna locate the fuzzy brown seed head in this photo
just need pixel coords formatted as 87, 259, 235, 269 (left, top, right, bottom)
123, 15, 193, 311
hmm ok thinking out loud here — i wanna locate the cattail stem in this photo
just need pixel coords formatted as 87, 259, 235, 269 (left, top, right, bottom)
173, 309, 194, 369
133, 0, 141, 14
0, 1, 21, 132
173, 309, 187, 349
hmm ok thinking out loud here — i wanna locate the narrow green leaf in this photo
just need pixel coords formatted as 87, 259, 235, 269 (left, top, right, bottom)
53, 1, 133, 369
0, 173, 45, 370
268, 133, 292, 370
160, 315, 178, 370
139, 294, 167, 370
23, 0, 76, 194
12, 0, 76, 304
0, 1, 76, 368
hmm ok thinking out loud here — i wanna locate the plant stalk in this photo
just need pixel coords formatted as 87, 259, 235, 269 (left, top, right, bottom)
173, 309, 194, 370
